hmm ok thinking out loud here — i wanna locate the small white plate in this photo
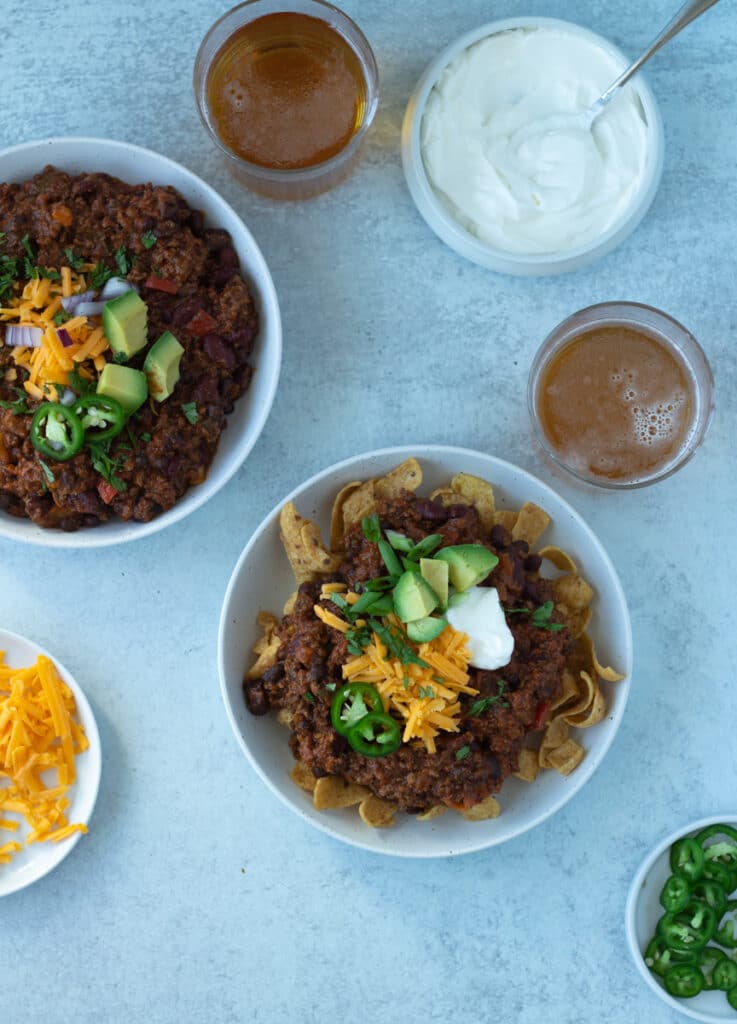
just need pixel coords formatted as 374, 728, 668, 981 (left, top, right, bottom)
0, 629, 101, 897
626, 815, 737, 1023
219, 445, 632, 858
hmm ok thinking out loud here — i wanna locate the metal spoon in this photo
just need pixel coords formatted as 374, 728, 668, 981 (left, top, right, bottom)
583, 0, 722, 128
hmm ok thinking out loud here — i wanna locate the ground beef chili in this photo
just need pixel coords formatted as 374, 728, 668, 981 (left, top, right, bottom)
0, 167, 258, 530
245, 494, 570, 813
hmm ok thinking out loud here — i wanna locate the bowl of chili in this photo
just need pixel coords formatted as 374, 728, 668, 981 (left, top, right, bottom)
219, 444, 632, 857
0, 136, 281, 547
626, 816, 737, 1022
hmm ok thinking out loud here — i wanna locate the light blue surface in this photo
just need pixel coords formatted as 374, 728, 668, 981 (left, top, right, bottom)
1, 1, 736, 1021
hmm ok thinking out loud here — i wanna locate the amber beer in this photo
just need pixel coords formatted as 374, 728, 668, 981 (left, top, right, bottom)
529, 306, 712, 488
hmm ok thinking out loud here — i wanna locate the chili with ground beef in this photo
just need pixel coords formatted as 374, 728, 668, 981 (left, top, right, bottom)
0, 167, 258, 530
244, 494, 569, 813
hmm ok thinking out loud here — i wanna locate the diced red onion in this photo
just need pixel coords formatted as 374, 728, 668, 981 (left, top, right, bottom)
61, 289, 95, 313
4, 325, 43, 348
60, 388, 76, 406
57, 327, 73, 348
100, 277, 139, 300
74, 301, 106, 317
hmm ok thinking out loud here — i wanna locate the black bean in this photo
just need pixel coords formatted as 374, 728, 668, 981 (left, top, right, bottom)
511, 539, 530, 556
524, 553, 542, 573
243, 681, 270, 716
261, 663, 284, 685
490, 524, 511, 548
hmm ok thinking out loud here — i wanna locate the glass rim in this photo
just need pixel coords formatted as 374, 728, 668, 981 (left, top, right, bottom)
193, 0, 380, 183
527, 301, 715, 490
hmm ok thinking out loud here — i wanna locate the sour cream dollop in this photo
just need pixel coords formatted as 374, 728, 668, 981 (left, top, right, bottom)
421, 27, 649, 255
446, 586, 514, 671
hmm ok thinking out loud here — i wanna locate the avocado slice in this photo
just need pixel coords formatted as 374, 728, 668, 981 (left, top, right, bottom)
393, 570, 439, 623
102, 291, 148, 361
143, 331, 185, 402
406, 616, 448, 644
96, 363, 148, 413
434, 545, 499, 592
420, 558, 449, 609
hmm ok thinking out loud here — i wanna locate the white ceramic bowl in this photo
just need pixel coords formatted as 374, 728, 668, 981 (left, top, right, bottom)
401, 17, 665, 276
0, 628, 101, 897
626, 816, 737, 1023
0, 137, 282, 547
219, 445, 632, 857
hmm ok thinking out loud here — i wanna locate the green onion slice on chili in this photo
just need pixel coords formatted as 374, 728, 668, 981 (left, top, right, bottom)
30, 402, 84, 461
330, 683, 384, 738
346, 711, 401, 758
73, 394, 126, 443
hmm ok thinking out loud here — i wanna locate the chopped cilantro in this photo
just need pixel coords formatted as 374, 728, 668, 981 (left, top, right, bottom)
64, 248, 85, 272
181, 402, 199, 425
468, 681, 509, 716
114, 246, 134, 277
21, 234, 35, 261
455, 745, 471, 761
67, 368, 95, 395
53, 309, 71, 326
507, 600, 566, 633
140, 432, 152, 443
87, 440, 127, 492
0, 387, 32, 415
141, 230, 157, 250
89, 262, 114, 289
304, 692, 316, 704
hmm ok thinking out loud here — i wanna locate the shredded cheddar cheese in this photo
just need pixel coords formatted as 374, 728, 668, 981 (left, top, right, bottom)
315, 590, 478, 754
0, 265, 110, 397
0, 652, 89, 863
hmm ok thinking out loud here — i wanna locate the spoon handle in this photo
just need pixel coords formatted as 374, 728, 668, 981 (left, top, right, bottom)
598, 0, 722, 105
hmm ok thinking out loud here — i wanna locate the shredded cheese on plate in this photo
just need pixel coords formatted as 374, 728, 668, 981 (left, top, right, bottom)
0, 651, 89, 863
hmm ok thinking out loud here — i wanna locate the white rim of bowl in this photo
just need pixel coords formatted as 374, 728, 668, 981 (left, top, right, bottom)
625, 815, 737, 1023
0, 627, 102, 897
218, 443, 633, 858
400, 16, 665, 276
0, 136, 282, 548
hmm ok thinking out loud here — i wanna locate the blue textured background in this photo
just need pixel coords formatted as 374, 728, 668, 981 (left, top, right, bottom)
1, 2, 736, 1021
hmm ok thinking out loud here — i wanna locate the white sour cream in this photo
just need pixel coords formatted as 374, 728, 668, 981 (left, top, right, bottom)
446, 586, 514, 671
421, 27, 649, 255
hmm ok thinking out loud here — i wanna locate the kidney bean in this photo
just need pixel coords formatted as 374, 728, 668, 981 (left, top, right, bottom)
203, 333, 236, 370
414, 498, 449, 523
204, 228, 231, 251
524, 553, 542, 573
171, 297, 203, 327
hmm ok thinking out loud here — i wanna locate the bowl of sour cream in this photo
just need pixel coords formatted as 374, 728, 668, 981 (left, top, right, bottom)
401, 17, 664, 276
